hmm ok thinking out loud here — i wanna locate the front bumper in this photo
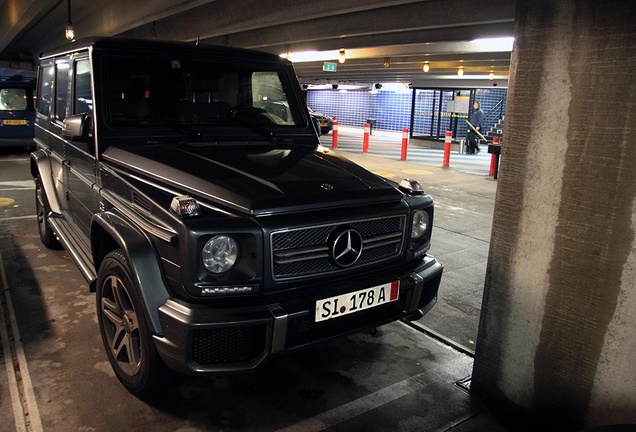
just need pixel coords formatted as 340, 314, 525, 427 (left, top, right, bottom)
153, 255, 443, 375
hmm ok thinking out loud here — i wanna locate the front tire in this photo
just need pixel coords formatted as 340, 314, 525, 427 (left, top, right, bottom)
96, 249, 171, 397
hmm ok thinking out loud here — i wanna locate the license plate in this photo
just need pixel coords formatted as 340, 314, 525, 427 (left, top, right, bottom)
315, 281, 400, 323
2, 119, 27, 125
320, 122, 328, 127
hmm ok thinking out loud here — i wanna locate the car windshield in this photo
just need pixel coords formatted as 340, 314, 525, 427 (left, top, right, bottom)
104, 55, 303, 134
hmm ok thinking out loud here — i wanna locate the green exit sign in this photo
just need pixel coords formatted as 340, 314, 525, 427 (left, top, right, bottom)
323, 62, 337, 72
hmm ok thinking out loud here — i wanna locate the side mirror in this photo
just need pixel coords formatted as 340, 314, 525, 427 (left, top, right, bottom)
62, 114, 93, 142
312, 117, 322, 137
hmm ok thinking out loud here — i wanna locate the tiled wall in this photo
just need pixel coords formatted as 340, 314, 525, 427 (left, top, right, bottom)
307, 89, 412, 131
307, 87, 508, 138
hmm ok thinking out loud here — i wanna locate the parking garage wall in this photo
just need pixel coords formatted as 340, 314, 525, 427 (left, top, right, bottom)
307, 88, 508, 137
307, 89, 412, 131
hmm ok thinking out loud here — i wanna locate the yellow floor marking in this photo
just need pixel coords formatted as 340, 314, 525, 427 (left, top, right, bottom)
0, 198, 16, 207
401, 169, 434, 176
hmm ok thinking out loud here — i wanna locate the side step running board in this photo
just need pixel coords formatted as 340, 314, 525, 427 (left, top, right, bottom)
48, 216, 97, 284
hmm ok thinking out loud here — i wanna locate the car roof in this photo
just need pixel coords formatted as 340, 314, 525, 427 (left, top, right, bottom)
0, 79, 36, 88
39, 37, 289, 66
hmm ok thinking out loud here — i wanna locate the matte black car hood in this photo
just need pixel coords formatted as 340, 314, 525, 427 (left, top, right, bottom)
102, 143, 403, 215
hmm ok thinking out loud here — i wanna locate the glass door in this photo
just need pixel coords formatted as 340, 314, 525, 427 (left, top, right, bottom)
411, 89, 472, 142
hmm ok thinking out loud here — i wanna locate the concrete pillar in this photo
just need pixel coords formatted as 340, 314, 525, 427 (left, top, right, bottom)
472, 0, 636, 430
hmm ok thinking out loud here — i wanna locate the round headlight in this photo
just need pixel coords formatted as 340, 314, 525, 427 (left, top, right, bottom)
202, 236, 238, 273
411, 210, 429, 239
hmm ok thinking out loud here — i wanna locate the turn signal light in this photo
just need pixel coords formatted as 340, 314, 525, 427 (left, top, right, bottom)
170, 195, 202, 219
398, 179, 424, 196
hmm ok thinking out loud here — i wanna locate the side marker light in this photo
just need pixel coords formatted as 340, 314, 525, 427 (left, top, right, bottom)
170, 195, 202, 219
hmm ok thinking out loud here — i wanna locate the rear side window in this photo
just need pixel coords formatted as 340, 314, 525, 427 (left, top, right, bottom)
38, 65, 54, 116
0, 89, 27, 111
55, 61, 70, 121
74, 59, 93, 115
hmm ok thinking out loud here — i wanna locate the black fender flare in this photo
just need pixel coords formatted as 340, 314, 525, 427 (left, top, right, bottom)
91, 211, 171, 335
30, 149, 62, 215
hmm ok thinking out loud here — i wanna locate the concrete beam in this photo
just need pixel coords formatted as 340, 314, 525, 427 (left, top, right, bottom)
0, 0, 59, 54
0, 0, 514, 83
255, 22, 515, 55
292, 52, 511, 84
119, 0, 515, 46
1, 0, 216, 60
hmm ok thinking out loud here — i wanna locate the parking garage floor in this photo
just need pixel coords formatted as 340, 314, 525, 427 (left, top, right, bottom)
321, 126, 494, 176
0, 138, 533, 432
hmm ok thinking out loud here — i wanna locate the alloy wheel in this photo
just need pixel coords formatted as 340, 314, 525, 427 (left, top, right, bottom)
99, 274, 142, 376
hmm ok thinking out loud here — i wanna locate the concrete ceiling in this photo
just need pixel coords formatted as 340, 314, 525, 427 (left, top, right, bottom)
0, 0, 515, 88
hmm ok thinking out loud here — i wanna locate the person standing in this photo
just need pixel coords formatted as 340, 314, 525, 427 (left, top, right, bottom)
467, 101, 484, 154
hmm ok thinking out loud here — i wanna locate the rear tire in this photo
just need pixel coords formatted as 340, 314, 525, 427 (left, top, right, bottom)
96, 249, 172, 398
35, 176, 61, 249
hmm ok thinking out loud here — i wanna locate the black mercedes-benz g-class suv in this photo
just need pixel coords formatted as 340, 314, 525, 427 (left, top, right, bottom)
31, 38, 443, 396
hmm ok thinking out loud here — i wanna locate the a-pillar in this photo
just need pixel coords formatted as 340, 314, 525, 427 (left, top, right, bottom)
472, 0, 636, 430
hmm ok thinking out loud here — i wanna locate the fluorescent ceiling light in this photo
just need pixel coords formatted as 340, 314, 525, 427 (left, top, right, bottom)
438, 74, 492, 80
470, 37, 515, 51
379, 83, 411, 93
306, 84, 333, 90
280, 50, 340, 63
305, 84, 369, 90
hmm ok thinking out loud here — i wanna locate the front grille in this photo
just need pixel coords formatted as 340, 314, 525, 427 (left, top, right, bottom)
286, 298, 406, 349
192, 325, 266, 365
271, 215, 406, 280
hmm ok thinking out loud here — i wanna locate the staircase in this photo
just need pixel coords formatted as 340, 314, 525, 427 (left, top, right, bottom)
485, 115, 504, 143
481, 94, 506, 143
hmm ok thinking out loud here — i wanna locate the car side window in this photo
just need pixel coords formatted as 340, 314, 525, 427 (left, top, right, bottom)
55, 60, 69, 122
38, 64, 54, 117
252, 72, 295, 125
74, 59, 93, 115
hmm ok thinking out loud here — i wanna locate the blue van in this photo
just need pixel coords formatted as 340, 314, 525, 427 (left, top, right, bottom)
0, 76, 36, 148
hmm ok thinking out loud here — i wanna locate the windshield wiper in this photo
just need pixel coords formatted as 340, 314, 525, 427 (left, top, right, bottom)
143, 115, 278, 143
226, 117, 277, 143
148, 117, 202, 140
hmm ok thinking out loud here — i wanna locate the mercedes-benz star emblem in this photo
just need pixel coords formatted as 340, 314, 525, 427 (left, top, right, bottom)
321, 183, 334, 191
331, 228, 363, 267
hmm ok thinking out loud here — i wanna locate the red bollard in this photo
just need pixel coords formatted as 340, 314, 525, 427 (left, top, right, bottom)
332, 121, 338, 148
363, 123, 370, 153
401, 129, 409, 160
443, 131, 452, 167
490, 137, 499, 175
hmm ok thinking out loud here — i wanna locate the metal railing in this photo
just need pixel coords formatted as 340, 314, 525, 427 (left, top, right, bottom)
483, 95, 507, 127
